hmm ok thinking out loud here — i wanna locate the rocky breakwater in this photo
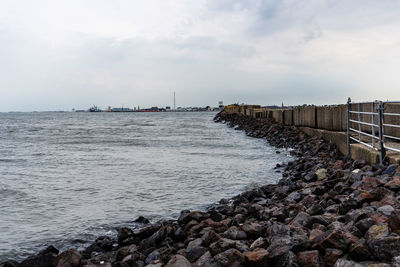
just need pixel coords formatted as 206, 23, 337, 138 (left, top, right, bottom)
3, 111, 400, 267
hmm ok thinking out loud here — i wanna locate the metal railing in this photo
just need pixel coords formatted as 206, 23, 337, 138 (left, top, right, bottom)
346, 99, 400, 164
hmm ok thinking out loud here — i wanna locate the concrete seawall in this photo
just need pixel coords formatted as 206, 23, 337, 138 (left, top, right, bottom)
223, 104, 400, 164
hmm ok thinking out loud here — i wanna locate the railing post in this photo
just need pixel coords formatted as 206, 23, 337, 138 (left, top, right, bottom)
377, 101, 386, 164
347, 97, 351, 157
358, 103, 362, 141
371, 102, 376, 148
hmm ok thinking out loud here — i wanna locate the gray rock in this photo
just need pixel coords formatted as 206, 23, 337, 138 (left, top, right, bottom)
165, 255, 192, 267
377, 205, 395, 216
186, 238, 207, 262
214, 248, 244, 267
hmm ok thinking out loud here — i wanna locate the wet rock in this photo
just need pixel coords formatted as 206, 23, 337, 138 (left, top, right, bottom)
165, 255, 192, 267
178, 211, 210, 225
55, 249, 82, 267
240, 222, 264, 237
118, 227, 134, 245
323, 248, 343, 267
214, 248, 244, 267
209, 238, 236, 255
185, 238, 207, 262
173, 227, 187, 242
244, 248, 268, 267
95, 236, 114, 251
40, 245, 59, 255
18, 245, 59, 267
1, 261, 18, 267
209, 210, 225, 222
140, 226, 166, 251
82, 242, 103, 259
222, 226, 247, 240
312, 230, 349, 251
129, 224, 162, 245
296, 250, 322, 267
200, 218, 231, 233
134, 216, 151, 224
194, 251, 218, 267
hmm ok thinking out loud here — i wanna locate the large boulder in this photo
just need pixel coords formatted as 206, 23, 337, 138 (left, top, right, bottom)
165, 255, 192, 267
18, 246, 59, 267
194, 251, 219, 267
366, 223, 400, 261
185, 238, 207, 262
244, 248, 268, 267
55, 249, 82, 267
296, 250, 322, 267
214, 248, 244, 267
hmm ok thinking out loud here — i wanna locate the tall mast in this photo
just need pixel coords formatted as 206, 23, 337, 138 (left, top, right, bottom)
174, 91, 176, 110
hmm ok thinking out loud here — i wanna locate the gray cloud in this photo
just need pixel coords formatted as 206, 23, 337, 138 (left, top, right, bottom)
0, 0, 400, 111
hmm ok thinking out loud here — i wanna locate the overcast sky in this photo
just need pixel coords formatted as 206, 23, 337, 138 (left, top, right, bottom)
1, 0, 400, 111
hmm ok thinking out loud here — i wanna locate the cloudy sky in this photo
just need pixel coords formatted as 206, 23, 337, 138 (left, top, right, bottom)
1, 0, 400, 111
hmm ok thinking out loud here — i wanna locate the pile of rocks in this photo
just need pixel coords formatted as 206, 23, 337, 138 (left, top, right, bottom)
3, 112, 400, 267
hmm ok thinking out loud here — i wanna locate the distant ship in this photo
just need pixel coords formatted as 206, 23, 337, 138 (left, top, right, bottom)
89, 105, 101, 112
111, 107, 134, 112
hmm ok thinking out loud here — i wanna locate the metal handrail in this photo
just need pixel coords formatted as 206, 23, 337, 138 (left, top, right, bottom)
383, 113, 400, 117
349, 119, 379, 128
383, 123, 400, 129
384, 134, 400, 142
385, 146, 400, 153
349, 128, 380, 140
349, 136, 377, 150
384, 101, 400, 104
349, 111, 378, 115
347, 99, 400, 164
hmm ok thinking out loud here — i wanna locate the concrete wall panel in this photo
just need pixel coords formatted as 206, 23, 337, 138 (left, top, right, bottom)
272, 110, 283, 124
283, 109, 294, 125
383, 103, 400, 138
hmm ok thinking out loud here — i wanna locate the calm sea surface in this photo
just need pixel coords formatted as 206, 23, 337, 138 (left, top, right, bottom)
0, 112, 290, 261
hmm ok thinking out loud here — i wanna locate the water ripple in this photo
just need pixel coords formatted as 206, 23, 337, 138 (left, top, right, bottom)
0, 112, 291, 262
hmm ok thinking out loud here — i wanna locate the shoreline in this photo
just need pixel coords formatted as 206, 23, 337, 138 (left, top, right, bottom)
3, 111, 400, 267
